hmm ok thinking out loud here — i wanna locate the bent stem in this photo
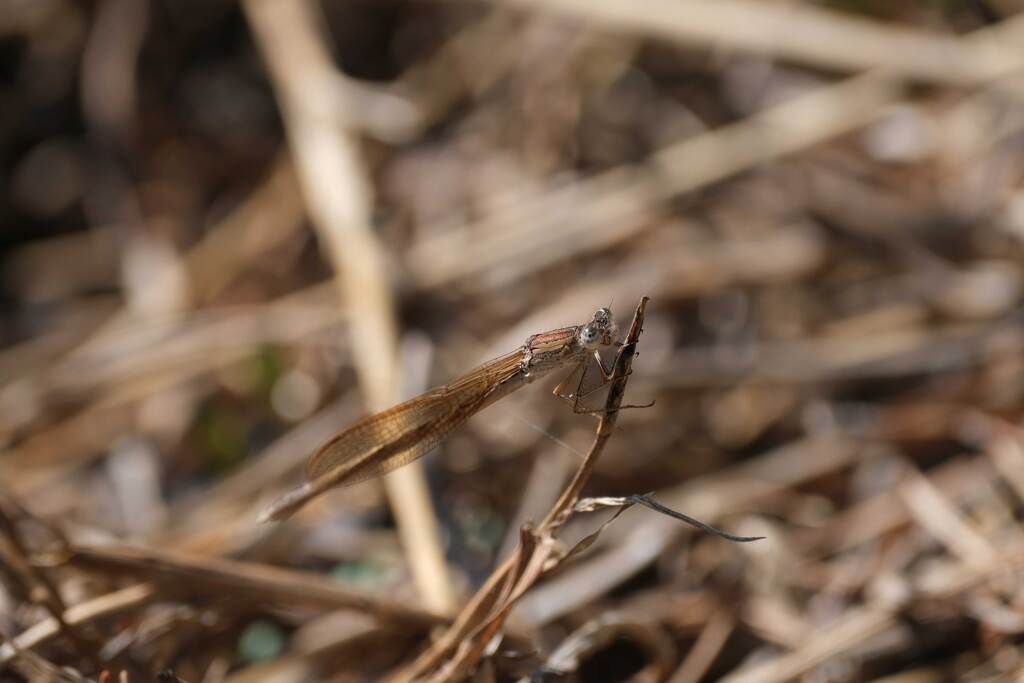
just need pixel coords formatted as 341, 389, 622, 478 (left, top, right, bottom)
539, 296, 649, 531
392, 296, 649, 683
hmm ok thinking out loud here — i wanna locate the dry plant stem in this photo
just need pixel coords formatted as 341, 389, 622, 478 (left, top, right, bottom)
64, 543, 449, 630
426, 532, 552, 683
18, 290, 341, 410
407, 75, 896, 292
80, 0, 146, 138
506, 0, 1022, 84
391, 547, 520, 682
395, 297, 649, 683
0, 494, 101, 671
524, 612, 676, 682
218, 656, 310, 683
2, 637, 97, 683
432, 299, 649, 682
0, 233, 337, 445
668, 610, 736, 683
719, 606, 897, 683
1, 295, 347, 497
408, 14, 1024, 294
241, 0, 453, 611
899, 466, 1000, 570
0, 584, 155, 667
688, 458, 1024, 683
659, 317, 1020, 386
183, 153, 305, 302
541, 298, 648, 529
805, 452, 993, 555
516, 435, 863, 626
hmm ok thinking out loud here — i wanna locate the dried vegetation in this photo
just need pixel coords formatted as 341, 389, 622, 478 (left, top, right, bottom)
4, 0, 1024, 681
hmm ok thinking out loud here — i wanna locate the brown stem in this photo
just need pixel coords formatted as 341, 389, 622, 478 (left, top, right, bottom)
393, 296, 649, 683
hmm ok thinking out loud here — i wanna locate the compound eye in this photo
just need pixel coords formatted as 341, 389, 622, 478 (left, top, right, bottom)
581, 326, 598, 345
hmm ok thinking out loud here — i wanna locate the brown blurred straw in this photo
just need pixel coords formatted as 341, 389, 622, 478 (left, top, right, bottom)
0, 585, 155, 667
64, 543, 450, 629
408, 12, 1024, 295
508, 0, 1023, 84
242, 0, 454, 611
0, 491, 101, 670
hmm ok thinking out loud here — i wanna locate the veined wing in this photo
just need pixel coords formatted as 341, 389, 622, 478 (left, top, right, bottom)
261, 349, 524, 521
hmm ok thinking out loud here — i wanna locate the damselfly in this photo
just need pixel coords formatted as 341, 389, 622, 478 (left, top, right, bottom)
260, 307, 621, 521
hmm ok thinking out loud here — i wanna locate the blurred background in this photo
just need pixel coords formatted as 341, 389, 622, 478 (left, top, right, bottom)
5, 0, 1024, 681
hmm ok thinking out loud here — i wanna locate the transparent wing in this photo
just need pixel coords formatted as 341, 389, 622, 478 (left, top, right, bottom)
304, 349, 524, 488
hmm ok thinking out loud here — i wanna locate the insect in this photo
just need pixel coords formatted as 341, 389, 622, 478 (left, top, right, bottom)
260, 307, 621, 521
